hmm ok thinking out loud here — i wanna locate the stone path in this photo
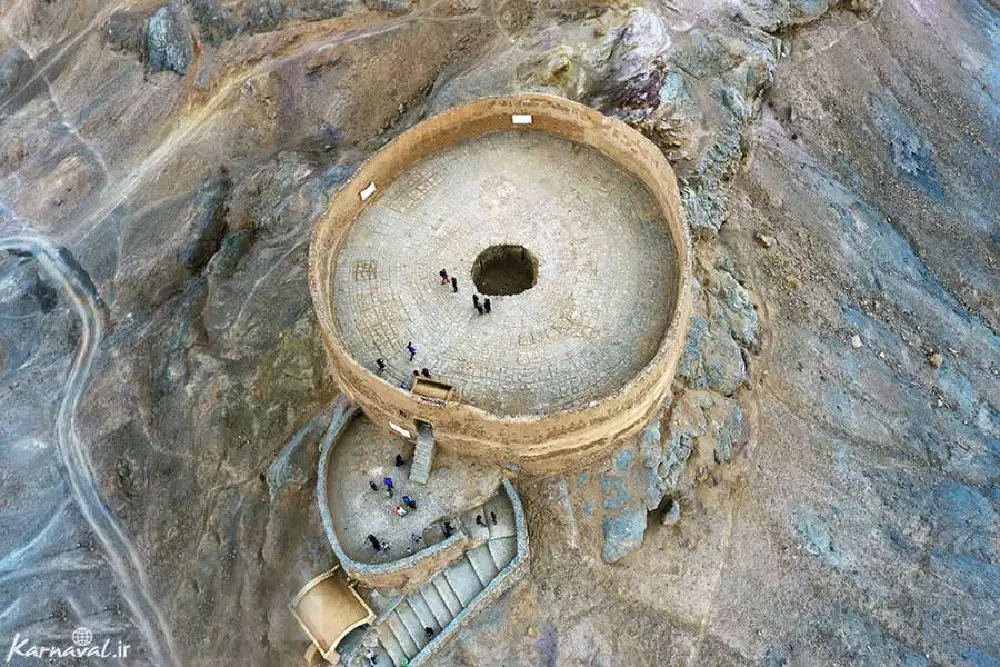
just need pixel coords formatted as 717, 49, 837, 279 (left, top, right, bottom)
331, 131, 679, 416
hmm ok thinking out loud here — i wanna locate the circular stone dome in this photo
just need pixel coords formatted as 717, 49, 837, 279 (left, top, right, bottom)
309, 95, 692, 473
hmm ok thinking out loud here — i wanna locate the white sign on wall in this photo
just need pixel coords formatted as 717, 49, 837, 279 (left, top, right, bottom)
359, 181, 377, 201
389, 422, 411, 439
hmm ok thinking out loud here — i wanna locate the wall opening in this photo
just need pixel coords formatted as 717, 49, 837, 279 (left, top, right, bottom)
471, 245, 538, 296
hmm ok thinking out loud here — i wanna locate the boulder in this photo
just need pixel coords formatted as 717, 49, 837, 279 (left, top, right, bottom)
601, 510, 647, 563
143, 4, 193, 75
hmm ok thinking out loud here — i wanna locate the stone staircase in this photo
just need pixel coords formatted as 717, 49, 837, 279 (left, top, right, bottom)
361, 492, 519, 667
408, 422, 435, 485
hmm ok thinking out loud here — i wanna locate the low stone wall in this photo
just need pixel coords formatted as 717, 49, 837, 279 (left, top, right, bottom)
317, 398, 471, 590
309, 94, 693, 475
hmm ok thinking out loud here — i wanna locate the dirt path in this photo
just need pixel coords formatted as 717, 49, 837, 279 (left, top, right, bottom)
0, 233, 180, 667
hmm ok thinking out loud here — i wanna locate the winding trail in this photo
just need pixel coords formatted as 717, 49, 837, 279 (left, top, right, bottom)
0, 233, 181, 667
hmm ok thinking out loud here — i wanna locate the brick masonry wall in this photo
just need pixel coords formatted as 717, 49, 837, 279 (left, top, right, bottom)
309, 94, 693, 475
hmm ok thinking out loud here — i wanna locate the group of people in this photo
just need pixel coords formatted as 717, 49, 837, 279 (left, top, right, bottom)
376, 352, 431, 390
472, 293, 492, 316
364, 455, 423, 555
442, 268, 494, 315
372, 269, 499, 383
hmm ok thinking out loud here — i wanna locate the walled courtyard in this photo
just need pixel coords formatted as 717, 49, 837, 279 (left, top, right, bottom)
324, 415, 501, 564
330, 130, 680, 416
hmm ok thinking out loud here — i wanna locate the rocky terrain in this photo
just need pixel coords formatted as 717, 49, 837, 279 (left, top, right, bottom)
0, 0, 997, 664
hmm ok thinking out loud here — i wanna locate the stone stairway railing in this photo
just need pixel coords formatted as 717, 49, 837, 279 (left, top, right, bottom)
351, 480, 528, 667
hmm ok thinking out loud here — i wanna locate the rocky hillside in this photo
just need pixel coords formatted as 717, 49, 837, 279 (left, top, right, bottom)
0, 0, 996, 664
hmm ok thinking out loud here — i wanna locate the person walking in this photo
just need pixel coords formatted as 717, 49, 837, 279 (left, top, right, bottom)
490, 511, 498, 525
367, 534, 381, 551
451, 276, 458, 292
402, 496, 417, 510
369, 480, 378, 492
376, 358, 386, 373
395, 454, 406, 467
476, 514, 485, 527
439, 268, 449, 285
483, 297, 492, 314
420, 368, 430, 378
384, 476, 394, 496
407, 341, 417, 361
472, 294, 480, 308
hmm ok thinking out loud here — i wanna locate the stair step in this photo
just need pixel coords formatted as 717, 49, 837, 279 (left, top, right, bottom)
462, 506, 491, 542
488, 535, 518, 569
408, 590, 443, 633
467, 544, 500, 586
485, 494, 517, 539
369, 644, 393, 667
443, 557, 485, 606
409, 423, 435, 485
432, 575, 463, 616
396, 601, 428, 650
387, 613, 420, 658
419, 584, 454, 627
377, 624, 407, 667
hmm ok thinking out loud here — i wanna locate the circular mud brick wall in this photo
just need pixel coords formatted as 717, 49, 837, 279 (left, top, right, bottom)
309, 94, 693, 473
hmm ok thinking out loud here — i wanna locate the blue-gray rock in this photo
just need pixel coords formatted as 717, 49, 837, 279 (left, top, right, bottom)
599, 469, 630, 511
377, 0, 410, 12
717, 270, 759, 347
661, 430, 694, 492
660, 498, 681, 525
144, 5, 193, 75
790, 505, 840, 565
601, 510, 647, 563
613, 445, 634, 472
640, 418, 662, 469
178, 176, 230, 271
682, 186, 727, 237
0, 45, 33, 98
869, 96, 947, 201
207, 228, 254, 278
714, 404, 743, 463
703, 304, 748, 396
609, 9, 667, 82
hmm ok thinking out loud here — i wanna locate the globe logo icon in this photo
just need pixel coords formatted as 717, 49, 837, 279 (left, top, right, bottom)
71, 627, 93, 647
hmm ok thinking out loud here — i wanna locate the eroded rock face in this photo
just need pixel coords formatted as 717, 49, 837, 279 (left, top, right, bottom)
0, 0, 998, 663
143, 4, 194, 75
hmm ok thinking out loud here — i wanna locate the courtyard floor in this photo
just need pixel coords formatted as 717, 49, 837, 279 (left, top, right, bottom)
331, 130, 680, 416
325, 414, 501, 564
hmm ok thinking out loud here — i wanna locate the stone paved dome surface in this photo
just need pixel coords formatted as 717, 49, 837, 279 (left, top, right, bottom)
331, 130, 679, 416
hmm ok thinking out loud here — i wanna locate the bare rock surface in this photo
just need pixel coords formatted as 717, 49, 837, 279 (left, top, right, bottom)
0, 0, 997, 664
